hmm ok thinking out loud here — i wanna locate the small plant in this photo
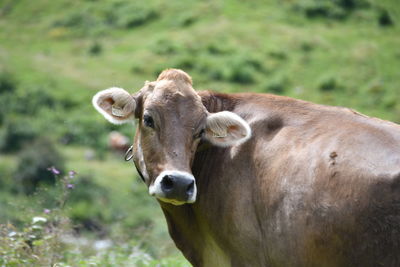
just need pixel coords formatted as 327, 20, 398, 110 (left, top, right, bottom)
114, 3, 159, 29
0, 71, 17, 94
206, 43, 229, 55
225, 56, 261, 84
50, 2, 160, 36
378, 9, 394, 27
66, 174, 109, 231
174, 55, 195, 70
227, 65, 255, 84
292, 0, 371, 21
88, 42, 103, 55
0, 167, 189, 266
59, 114, 109, 148
0, 118, 40, 153
0, 167, 76, 266
151, 38, 181, 55
13, 137, 65, 194
175, 12, 198, 27
317, 75, 344, 92
268, 50, 288, 61
0, 86, 55, 124
263, 76, 290, 94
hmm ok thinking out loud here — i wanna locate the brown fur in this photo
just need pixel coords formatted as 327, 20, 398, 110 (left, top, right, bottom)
157, 68, 193, 85
127, 69, 400, 267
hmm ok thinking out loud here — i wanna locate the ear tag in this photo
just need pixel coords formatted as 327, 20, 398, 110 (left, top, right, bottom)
213, 132, 227, 138
112, 105, 124, 117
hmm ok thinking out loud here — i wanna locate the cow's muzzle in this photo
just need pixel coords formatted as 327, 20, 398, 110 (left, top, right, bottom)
149, 171, 197, 205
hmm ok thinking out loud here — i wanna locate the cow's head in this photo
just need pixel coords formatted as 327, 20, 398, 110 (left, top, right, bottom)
92, 69, 251, 205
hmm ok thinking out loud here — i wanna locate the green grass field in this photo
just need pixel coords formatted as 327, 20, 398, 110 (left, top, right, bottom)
0, 0, 399, 265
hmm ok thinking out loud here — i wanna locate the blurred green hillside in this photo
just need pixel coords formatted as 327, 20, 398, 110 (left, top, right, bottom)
0, 0, 399, 265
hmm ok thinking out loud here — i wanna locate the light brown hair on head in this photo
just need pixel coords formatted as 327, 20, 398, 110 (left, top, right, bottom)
157, 69, 193, 85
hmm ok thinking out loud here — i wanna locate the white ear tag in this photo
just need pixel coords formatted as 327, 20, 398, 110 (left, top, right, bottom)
213, 132, 227, 138
112, 105, 124, 117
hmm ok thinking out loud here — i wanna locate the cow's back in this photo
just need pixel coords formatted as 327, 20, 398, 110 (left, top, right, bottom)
241, 94, 400, 266
166, 93, 400, 267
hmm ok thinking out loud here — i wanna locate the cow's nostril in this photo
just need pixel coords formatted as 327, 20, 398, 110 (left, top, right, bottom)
161, 175, 174, 191
186, 180, 194, 195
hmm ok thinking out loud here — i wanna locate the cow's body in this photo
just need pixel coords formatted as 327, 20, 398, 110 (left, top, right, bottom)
161, 91, 400, 267
93, 69, 400, 267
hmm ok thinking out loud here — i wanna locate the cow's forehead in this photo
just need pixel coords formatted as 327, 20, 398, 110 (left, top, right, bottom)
140, 80, 206, 127
144, 79, 201, 106
153, 80, 197, 97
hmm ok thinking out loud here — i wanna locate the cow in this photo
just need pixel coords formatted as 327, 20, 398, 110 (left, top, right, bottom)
108, 131, 130, 153
92, 69, 400, 267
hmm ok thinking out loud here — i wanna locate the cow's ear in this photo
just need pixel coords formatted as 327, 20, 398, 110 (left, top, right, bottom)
92, 87, 136, 124
204, 111, 251, 147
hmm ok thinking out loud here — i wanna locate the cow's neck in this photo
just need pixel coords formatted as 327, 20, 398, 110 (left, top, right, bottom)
159, 202, 204, 265
159, 144, 234, 266
159, 91, 247, 266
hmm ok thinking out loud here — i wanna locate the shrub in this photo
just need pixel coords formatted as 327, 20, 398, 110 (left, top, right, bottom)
268, 50, 288, 61
67, 175, 109, 230
194, 53, 263, 84
301, 1, 347, 20
0, 117, 40, 153
0, 86, 55, 125
175, 12, 198, 27
227, 65, 255, 84
130, 64, 146, 74
58, 114, 109, 148
174, 55, 195, 70
319, 77, 337, 91
292, 0, 371, 20
206, 43, 230, 55
52, 9, 94, 28
194, 57, 225, 82
0, 71, 17, 94
318, 76, 342, 92
1, 170, 77, 266
0, 167, 184, 266
113, 2, 159, 29
225, 56, 262, 84
151, 38, 181, 55
14, 87, 55, 115
51, 1, 160, 36
13, 137, 65, 194
300, 41, 316, 53
88, 42, 102, 55
378, 9, 394, 27
0, 162, 15, 193
336, 0, 370, 11
0, 216, 70, 266
263, 76, 290, 94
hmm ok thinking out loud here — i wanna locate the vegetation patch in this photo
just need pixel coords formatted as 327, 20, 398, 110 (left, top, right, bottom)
51, 1, 160, 36
13, 138, 65, 194
292, 0, 372, 20
0, 0, 399, 265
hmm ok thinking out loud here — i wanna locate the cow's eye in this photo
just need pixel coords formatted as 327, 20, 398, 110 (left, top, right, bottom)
143, 114, 154, 128
195, 129, 205, 139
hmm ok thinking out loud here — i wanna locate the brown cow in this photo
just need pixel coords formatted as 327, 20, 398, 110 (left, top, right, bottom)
93, 69, 400, 267
108, 131, 130, 152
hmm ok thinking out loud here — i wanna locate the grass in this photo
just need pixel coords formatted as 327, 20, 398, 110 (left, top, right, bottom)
0, 0, 399, 265
0, 145, 189, 265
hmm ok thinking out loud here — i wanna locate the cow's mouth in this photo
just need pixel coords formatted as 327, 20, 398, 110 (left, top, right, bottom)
157, 197, 188, 206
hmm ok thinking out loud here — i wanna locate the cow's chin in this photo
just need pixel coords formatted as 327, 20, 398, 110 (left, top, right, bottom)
157, 197, 191, 206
